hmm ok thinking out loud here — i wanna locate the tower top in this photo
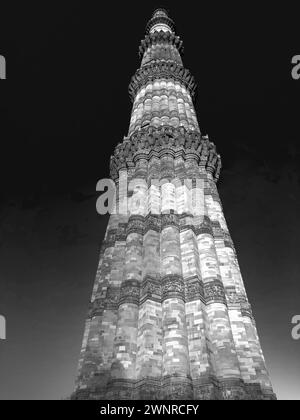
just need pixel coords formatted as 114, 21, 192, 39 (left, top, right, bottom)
146, 8, 175, 34
153, 8, 169, 18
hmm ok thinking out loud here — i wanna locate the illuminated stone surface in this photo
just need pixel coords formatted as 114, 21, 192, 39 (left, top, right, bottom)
72, 9, 276, 400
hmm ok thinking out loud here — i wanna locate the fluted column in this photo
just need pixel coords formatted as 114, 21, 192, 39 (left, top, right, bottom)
197, 209, 242, 391
136, 215, 163, 399
108, 167, 147, 398
160, 165, 192, 398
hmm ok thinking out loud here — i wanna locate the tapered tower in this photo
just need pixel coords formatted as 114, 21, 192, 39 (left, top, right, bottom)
72, 9, 276, 400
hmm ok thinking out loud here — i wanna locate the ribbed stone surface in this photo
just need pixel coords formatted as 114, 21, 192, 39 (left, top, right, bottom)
129, 80, 199, 134
72, 8, 276, 401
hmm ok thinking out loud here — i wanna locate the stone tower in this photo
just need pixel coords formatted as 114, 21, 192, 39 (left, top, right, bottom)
72, 9, 276, 400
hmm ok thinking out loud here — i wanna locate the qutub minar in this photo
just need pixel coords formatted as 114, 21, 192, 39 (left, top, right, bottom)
72, 9, 276, 400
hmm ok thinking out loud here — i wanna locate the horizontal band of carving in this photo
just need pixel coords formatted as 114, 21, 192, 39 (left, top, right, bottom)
217, 379, 277, 400
162, 375, 194, 399
212, 225, 227, 239
71, 389, 93, 400
88, 298, 105, 318
132, 148, 214, 166
212, 228, 236, 252
144, 214, 161, 233
196, 227, 213, 235
211, 220, 221, 229
204, 279, 227, 304
218, 379, 249, 400
161, 213, 180, 229
105, 379, 136, 400
193, 383, 219, 400
241, 302, 254, 319
225, 288, 248, 305
102, 228, 118, 249
243, 383, 277, 400
135, 378, 162, 400
101, 217, 226, 243
162, 274, 185, 301
101, 226, 129, 251
88, 287, 120, 318
195, 221, 213, 236
115, 223, 127, 241
140, 276, 161, 304
127, 215, 145, 236
119, 280, 140, 305
128, 62, 196, 102
110, 126, 221, 182
224, 239, 235, 250
139, 30, 184, 58
72, 377, 275, 400
185, 276, 205, 302
179, 223, 196, 234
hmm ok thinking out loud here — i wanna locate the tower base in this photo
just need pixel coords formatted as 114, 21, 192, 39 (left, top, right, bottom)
71, 376, 276, 400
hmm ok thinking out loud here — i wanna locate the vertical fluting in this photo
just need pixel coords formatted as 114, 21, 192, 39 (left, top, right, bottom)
136, 221, 163, 398
197, 228, 241, 378
199, 175, 244, 399
108, 167, 147, 398
128, 79, 199, 135
178, 161, 216, 398
134, 158, 163, 398
160, 220, 192, 398
73, 8, 275, 401
159, 153, 192, 398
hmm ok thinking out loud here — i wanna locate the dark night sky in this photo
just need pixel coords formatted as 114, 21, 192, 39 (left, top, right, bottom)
0, 1, 299, 400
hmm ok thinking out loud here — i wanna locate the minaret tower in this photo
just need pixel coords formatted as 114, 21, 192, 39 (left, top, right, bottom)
72, 9, 276, 400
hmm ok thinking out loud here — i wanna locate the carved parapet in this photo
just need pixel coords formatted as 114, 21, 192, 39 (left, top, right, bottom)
144, 214, 161, 233
139, 30, 184, 58
110, 126, 222, 182
161, 213, 180, 230
185, 275, 205, 303
162, 274, 185, 301
140, 276, 161, 304
128, 62, 196, 102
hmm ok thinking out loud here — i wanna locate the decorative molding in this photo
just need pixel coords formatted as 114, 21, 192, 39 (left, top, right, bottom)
144, 214, 161, 233
241, 302, 254, 319
127, 215, 145, 236
128, 62, 196, 102
185, 276, 205, 303
140, 276, 161, 304
161, 213, 180, 230
119, 280, 140, 305
162, 274, 185, 301
110, 126, 221, 182
204, 279, 227, 305
139, 30, 184, 58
